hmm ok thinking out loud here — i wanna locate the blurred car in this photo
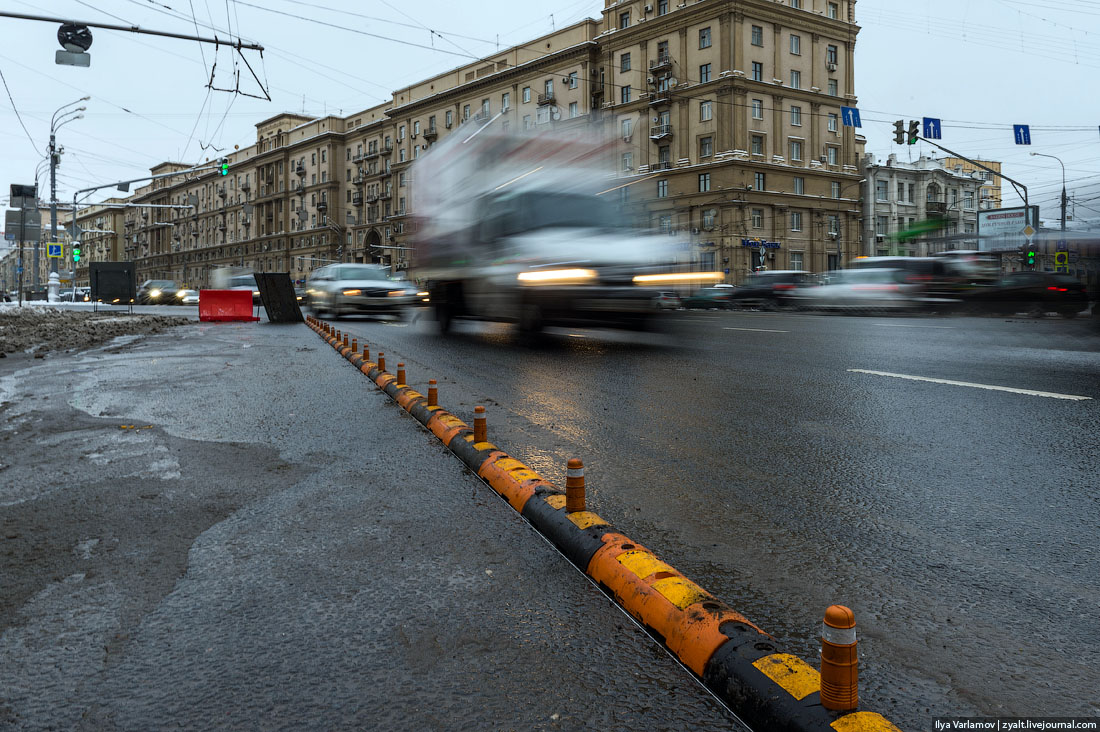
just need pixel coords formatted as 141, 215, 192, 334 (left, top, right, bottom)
137, 279, 181, 304
682, 286, 736, 310
225, 274, 262, 304
962, 271, 1088, 317
294, 285, 308, 305
59, 287, 90, 302
792, 268, 923, 312
729, 270, 814, 309
306, 263, 419, 318
655, 291, 681, 310
176, 289, 200, 305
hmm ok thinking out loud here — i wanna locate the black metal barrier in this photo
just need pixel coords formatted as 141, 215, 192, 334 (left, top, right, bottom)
89, 262, 136, 312
254, 272, 303, 323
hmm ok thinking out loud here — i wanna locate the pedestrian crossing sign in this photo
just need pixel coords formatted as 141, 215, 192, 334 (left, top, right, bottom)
47, 242, 63, 258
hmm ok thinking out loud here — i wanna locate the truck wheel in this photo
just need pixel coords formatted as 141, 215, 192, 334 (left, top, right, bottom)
435, 300, 453, 333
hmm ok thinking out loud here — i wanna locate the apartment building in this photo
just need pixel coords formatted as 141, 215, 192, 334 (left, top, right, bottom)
861, 153, 982, 256
942, 156, 1002, 210
102, 0, 865, 287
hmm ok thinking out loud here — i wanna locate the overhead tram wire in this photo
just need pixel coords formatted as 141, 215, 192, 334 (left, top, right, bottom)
0, 64, 40, 156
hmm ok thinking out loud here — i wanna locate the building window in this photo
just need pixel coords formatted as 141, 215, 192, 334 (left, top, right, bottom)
569, 101, 578, 118
790, 0, 802, 8
399, 125, 406, 140
826, 45, 839, 65
752, 208, 763, 228
544, 79, 554, 97
622, 152, 633, 171
463, 104, 471, 120
621, 118, 633, 138
827, 147, 839, 165
658, 146, 671, 165
659, 214, 672, 233
754, 172, 766, 190
828, 2, 839, 19
789, 140, 802, 161
828, 79, 838, 96
752, 62, 763, 82
828, 113, 839, 132
522, 87, 531, 103
703, 208, 716, 228
311, 153, 316, 165
502, 92, 510, 110
619, 11, 630, 29
790, 251, 803, 270
658, 0, 669, 14
399, 149, 406, 162
790, 34, 801, 55
657, 180, 668, 198
828, 215, 839, 234
700, 27, 711, 49
831, 181, 841, 198
699, 173, 711, 192
790, 212, 802, 231
790, 106, 802, 126
876, 215, 888, 233
793, 176, 804, 195
700, 100, 713, 122
445, 110, 453, 127
751, 25, 763, 46
700, 136, 713, 158
964, 190, 974, 208
876, 180, 888, 201
621, 85, 632, 104
523, 115, 532, 130
568, 72, 578, 89
621, 53, 631, 72
699, 64, 711, 83
790, 70, 801, 89
536, 106, 550, 124
752, 98, 763, 119
751, 135, 764, 155
897, 182, 905, 202
908, 183, 915, 202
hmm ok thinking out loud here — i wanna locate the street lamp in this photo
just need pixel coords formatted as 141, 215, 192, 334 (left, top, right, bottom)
48, 96, 90, 278
1029, 152, 1066, 232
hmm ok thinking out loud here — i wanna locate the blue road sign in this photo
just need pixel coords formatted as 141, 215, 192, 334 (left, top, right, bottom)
840, 106, 862, 128
47, 243, 63, 258
1013, 124, 1032, 145
1056, 239, 1068, 251
922, 117, 942, 139
16, 266, 23, 274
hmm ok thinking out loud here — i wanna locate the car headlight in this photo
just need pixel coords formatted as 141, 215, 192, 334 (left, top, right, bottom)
342, 289, 362, 296
149, 289, 162, 298
388, 289, 414, 297
176, 291, 186, 298
517, 268, 598, 286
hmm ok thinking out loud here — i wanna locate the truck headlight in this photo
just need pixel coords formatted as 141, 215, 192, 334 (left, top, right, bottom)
517, 268, 598, 286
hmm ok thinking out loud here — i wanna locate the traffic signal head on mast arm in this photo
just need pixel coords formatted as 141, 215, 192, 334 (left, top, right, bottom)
907, 120, 920, 145
893, 120, 905, 145
219, 157, 229, 175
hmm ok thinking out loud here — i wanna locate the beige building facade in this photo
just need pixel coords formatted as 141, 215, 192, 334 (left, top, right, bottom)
83, 0, 864, 287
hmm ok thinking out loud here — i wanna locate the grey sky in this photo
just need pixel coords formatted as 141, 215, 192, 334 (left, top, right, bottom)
2, 0, 1098, 241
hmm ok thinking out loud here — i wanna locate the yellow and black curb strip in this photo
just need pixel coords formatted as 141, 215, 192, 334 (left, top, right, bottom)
305, 317, 903, 732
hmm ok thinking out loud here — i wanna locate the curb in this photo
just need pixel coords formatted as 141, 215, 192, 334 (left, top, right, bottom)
307, 318, 904, 732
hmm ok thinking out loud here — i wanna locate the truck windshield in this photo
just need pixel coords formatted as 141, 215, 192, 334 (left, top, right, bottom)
488, 191, 627, 236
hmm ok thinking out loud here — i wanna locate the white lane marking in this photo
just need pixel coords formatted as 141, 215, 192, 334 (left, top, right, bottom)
848, 369, 1092, 401
873, 324, 955, 329
723, 327, 789, 333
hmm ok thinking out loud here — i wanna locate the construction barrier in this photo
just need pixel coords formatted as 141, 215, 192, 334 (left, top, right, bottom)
302, 315, 903, 732
199, 289, 260, 322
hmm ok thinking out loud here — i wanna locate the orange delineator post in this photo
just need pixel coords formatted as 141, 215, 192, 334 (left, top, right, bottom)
565, 458, 586, 513
198, 290, 259, 322
820, 605, 859, 711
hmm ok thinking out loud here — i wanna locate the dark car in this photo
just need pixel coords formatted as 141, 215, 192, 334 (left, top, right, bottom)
137, 279, 181, 304
682, 286, 736, 309
963, 271, 1089, 317
729, 270, 813, 309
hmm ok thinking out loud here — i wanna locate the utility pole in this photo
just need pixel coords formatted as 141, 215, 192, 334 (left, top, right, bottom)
48, 98, 88, 282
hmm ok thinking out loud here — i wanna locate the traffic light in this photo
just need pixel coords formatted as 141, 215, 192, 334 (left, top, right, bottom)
893, 120, 905, 145
907, 120, 920, 145
1027, 247, 1037, 267
72, 245, 81, 262
219, 158, 229, 176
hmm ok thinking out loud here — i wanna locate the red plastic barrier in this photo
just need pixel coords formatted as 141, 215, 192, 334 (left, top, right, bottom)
198, 289, 260, 322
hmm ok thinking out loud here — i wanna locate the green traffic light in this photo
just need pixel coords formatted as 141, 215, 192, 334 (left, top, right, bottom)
73, 247, 81, 262
220, 163, 229, 176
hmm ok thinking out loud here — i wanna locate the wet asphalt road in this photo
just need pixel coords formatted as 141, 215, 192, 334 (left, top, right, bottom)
323, 307, 1100, 727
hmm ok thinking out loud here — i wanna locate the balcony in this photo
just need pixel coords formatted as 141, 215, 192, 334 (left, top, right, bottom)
352, 152, 368, 163
380, 144, 393, 156
364, 149, 380, 160
649, 54, 672, 72
366, 194, 379, 204
651, 161, 673, 171
537, 92, 555, 106
240, 180, 250, 193
379, 192, 392, 200
423, 127, 438, 142
648, 90, 671, 106
649, 124, 673, 140
926, 201, 946, 216
295, 163, 306, 176
352, 193, 363, 206
317, 200, 328, 213
353, 173, 367, 185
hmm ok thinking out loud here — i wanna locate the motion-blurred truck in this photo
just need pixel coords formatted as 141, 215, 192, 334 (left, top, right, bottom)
409, 126, 684, 332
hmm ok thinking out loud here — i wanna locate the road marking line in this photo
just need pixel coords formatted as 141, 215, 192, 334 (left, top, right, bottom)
848, 369, 1092, 401
873, 324, 955, 329
723, 327, 790, 333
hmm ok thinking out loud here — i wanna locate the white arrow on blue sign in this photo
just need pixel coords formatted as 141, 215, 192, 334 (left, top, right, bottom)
922, 117, 942, 139
1013, 124, 1031, 145
840, 106, 861, 128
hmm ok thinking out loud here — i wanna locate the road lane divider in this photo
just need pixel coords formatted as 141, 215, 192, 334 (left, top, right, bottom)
848, 369, 1092, 401
303, 315, 903, 732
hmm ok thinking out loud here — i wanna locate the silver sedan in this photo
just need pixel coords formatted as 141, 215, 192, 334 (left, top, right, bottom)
306, 264, 419, 319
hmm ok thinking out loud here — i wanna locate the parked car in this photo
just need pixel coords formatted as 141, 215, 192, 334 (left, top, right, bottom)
962, 271, 1089, 317
137, 279, 181, 304
307, 264, 419, 318
729, 270, 814, 309
792, 268, 924, 312
682, 286, 736, 310
655, 291, 681, 310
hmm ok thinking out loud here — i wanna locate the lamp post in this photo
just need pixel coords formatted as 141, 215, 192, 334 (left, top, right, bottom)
1029, 152, 1066, 232
49, 96, 89, 278
835, 178, 865, 264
